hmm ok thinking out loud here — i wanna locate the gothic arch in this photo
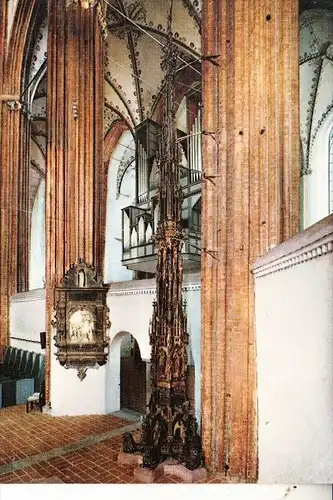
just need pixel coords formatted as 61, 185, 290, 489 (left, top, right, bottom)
104, 120, 132, 173
5, 0, 38, 92
0, 0, 39, 343
106, 330, 147, 413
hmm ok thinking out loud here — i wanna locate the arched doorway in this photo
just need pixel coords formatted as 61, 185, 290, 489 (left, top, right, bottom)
120, 334, 146, 414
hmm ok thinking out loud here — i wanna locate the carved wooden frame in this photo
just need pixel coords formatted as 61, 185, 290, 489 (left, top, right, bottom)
52, 259, 111, 380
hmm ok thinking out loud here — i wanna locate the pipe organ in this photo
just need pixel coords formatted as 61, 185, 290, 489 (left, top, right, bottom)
135, 119, 161, 204
187, 107, 202, 184
124, 91, 203, 273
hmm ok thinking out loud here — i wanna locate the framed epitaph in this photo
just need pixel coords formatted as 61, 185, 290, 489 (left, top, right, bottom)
52, 259, 111, 380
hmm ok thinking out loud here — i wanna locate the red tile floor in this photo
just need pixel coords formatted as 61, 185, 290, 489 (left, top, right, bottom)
0, 405, 223, 484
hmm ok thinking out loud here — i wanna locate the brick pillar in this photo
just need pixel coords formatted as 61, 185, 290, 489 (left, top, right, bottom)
0, 0, 36, 345
45, 0, 104, 402
201, 0, 300, 480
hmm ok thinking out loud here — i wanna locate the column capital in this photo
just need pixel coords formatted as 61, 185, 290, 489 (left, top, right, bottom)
5, 100, 22, 111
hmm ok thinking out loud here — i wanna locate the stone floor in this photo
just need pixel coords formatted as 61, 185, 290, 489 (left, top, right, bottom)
0, 405, 222, 484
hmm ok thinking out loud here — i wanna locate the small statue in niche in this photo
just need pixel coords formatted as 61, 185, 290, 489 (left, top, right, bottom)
78, 269, 86, 287
185, 409, 198, 442
173, 348, 183, 378
152, 418, 162, 446
173, 419, 186, 443
158, 347, 167, 377
141, 414, 152, 445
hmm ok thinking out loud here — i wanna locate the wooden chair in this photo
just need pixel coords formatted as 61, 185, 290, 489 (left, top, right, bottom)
26, 379, 45, 413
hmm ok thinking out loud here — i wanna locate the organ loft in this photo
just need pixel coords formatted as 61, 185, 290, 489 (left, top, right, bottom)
0, 0, 332, 486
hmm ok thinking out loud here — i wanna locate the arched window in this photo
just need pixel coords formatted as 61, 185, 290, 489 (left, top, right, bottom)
329, 128, 333, 214
29, 179, 45, 290
104, 130, 136, 283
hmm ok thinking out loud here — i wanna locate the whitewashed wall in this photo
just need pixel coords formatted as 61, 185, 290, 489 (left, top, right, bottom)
253, 215, 333, 484
50, 334, 107, 416
9, 288, 105, 417
10, 273, 201, 419
105, 273, 201, 424
9, 289, 45, 353
302, 113, 333, 228
9, 289, 107, 416
29, 180, 46, 290
104, 130, 135, 283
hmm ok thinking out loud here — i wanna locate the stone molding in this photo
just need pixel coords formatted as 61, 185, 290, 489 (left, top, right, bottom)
10, 276, 201, 303
252, 215, 333, 279
10, 288, 46, 303
107, 283, 200, 297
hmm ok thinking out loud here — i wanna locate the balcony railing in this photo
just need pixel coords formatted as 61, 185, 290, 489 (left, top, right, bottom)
122, 205, 201, 273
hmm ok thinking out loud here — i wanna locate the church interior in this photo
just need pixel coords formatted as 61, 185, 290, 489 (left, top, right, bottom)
0, 0, 332, 485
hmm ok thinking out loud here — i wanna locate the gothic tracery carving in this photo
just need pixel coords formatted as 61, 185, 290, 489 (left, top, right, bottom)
122, 2, 203, 471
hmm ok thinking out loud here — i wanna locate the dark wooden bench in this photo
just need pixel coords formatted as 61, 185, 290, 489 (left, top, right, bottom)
0, 347, 45, 408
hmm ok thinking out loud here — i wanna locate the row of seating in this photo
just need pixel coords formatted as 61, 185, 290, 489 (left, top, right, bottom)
0, 347, 45, 408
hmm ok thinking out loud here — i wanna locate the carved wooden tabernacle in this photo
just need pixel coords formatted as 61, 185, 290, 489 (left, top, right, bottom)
52, 259, 110, 380
122, 1, 204, 471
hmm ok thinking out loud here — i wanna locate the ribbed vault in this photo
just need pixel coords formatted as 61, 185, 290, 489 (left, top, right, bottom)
300, 8, 333, 174
21, 0, 202, 166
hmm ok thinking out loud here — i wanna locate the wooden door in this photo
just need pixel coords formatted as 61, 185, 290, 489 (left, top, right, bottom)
120, 338, 146, 414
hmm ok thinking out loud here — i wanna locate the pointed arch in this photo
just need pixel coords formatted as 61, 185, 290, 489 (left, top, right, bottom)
0, 0, 38, 344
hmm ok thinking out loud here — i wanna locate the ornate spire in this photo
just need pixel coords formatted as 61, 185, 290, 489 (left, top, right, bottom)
157, 0, 182, 229
122, 0, 204, 473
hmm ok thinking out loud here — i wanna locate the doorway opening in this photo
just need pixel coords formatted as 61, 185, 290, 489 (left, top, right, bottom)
120, 334, 147, 414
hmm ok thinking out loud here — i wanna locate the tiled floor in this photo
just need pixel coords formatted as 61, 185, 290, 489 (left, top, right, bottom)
0, 405, 223, 484
0, 405, 129, 465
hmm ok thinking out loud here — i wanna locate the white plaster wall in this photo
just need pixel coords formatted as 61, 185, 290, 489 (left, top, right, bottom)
186, 286, 201, 426
104, 130, 135, 283
10, 289, 46, 353
50, 334, 107, 416
105, 275, 201, 423
10, 290, 107, 416
104, 286, 153, 413
29, 180, 46, 290
9, 276, 201, 418
254, 235, 333, 483
175, 96, 187, 133
303, 113, 333, 228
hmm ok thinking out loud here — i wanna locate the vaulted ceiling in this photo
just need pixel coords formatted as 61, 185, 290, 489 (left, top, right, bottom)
23, 0, 202, 139
21, 0, 333, 182
300, 9, 333, 174
103, 0, 202, 134
20, 0, 202, 202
